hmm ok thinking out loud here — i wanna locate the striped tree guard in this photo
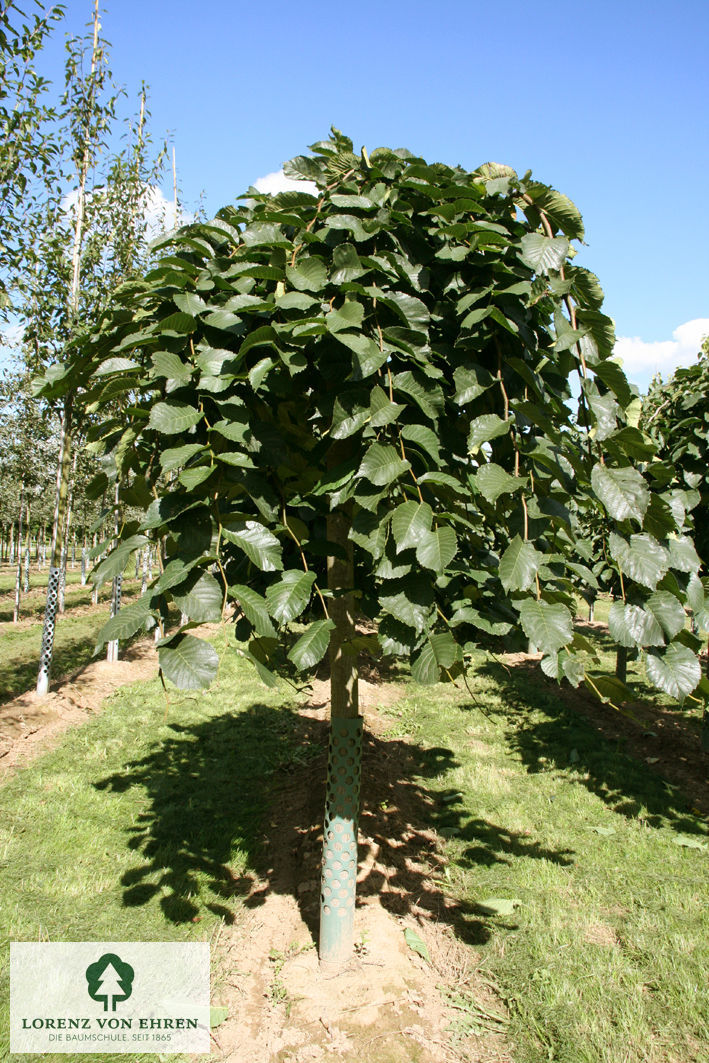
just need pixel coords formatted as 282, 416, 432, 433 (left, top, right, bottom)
107, 574, 122, 662
37, 565, 61, 695
319, 716, 363, 972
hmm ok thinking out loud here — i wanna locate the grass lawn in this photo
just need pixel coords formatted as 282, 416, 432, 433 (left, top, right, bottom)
1, 619, 707, 1061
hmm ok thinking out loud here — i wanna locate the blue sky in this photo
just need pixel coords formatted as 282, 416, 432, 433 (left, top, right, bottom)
15, 0, 709, 391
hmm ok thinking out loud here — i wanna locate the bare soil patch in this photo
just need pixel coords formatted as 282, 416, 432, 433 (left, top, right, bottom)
209, 691, 513, 1063
0, 638, 158, 777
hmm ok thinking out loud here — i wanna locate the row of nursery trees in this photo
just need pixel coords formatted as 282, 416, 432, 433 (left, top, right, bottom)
0, 0, 182, 654
31, 128, 709, 968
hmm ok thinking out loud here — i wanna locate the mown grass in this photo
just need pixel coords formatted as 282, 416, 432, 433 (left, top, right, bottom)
0, 644, 319, 1062
390, 656, 709, 1063
0, 569, 142, 703
2, 618, 707, 1063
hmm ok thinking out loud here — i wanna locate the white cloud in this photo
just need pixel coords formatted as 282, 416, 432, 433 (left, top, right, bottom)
614, 318, 709, 385
253, 169, 317, 196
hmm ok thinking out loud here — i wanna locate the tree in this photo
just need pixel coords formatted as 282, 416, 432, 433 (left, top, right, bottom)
46, 130, 708, 972
0, 0, 65, 312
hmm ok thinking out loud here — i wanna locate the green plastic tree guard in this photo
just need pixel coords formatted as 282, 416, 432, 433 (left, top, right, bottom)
319, 716, 363, 973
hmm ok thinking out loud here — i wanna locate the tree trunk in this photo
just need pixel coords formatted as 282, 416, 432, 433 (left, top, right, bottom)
22, 502, 31, 593
141, 547, 149, 594
319, 502, 362, 974
107, 481, 121, 661
12, 483, 25, 623
37, 398, 73, 694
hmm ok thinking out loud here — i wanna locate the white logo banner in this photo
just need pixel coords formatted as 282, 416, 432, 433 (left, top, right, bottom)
10, 942, 210, 1054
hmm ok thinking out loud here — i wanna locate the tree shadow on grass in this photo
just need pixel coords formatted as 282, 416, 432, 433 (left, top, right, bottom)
475, 657, 709, 836
94, 701, 574, 949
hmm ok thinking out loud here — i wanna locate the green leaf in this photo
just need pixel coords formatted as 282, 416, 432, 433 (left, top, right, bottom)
160, 443, 206, 472
519, 599, 573, 655
668, 535, 701, 574
476, 898, 522, 917
210, 1006, 229, 1029
325, 300, 364, 333
151, 351, 192, 382
411, 631, 460, 683
585, 673, 632, 706
609, 532, 669, 591
222, 519, 283, 571
391, 501, 433, 552
285, 256, 327, 292
379, 576, 433, 633
646, 591, 686, 639
468, 414, 509, 452
646, 643, 701, 702
172, 571, 223, 623
179, 465, 215, 490
159, 311, 197, 334
159, 634, 220, 690
475, 463, 524, 503
95, 596, 153, 649
339, 332, 389, 379
148, 400, 202, 435
401, 423, 440, 461
287, 618, 335, 670
673, 836, 708, 851
229, 583, 277, 638
608, 600, 664, 649
591, 464, 649, 523
331, 394, 370, 440
357, 443, 410, 487
453, 366, 488, 405
370, 385, 405, 427
416, 526, 458, 571
265, 570, 317, 624
519, 233, 569, 274
93, 534, 149, 587
499, 536, 542, 592
403, 927, 430, 962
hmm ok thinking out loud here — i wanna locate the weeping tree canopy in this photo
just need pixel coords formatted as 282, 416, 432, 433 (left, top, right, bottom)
41, 129, 708, 708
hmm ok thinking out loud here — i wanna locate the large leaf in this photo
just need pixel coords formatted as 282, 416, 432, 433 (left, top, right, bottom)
339, 332, 389, 379
95, 595, 153, 649
416, 526, 458, 571
159, 634, 220, 689
285, 256, 327, 292
411, 630, 460, 684
93, 534, 149, 587
646, 644, 701, 703
668, 535, 701, 574
609, 533, 669, 591
499, 536, 543, 593
357, 443, 410, 487
265, 570, 316, 624
519, 233, 569, 274
222, 520, 283, 572
646, 591, 686, 639
468, 414, 509, 452
608, 600, 664, 649
148, 400, 202, 435
591, 464, 649, 523
476, 463, 524, 504
160, 443, 206, 472
172, 571, 223, 623
379, 576, 433, 633
287, 618, 335, 670
229, 583, 277, 637
391, 501, 433, 552
519, 599, 573, 655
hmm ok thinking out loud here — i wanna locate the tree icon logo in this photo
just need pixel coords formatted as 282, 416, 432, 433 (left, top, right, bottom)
85, 953, 134, 1011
